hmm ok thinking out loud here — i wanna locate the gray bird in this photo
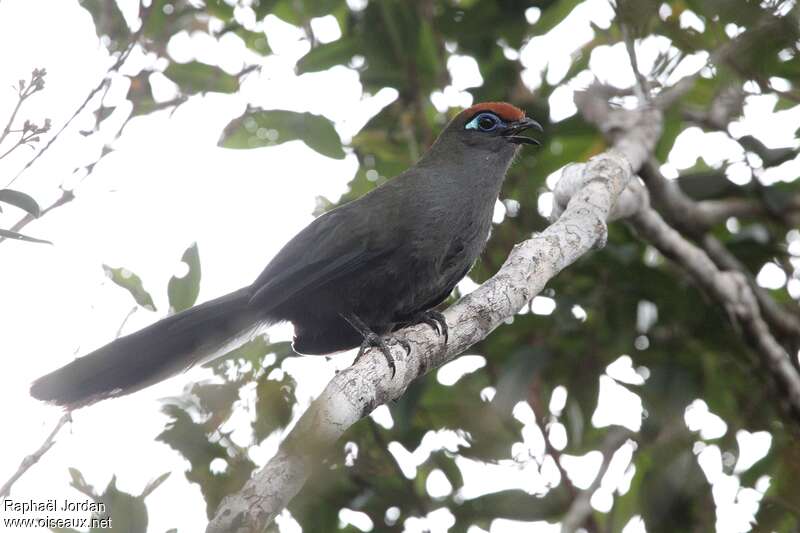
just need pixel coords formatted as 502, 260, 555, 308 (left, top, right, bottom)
30, 102, 542, 409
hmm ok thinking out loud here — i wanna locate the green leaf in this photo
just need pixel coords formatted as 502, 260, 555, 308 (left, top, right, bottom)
127, 71, 157, 117
252, 0, 280, 20
168, 242, 201, 313
0, 189, 41, 217
490, 346, 551, 415
253, 373, 296, 441
205, 0, 234, 21
142, 0, 202, 45
79, 0, 129, 52
453, 487, 573, 523
98, 477, 148, 533
158, 404, 256, 517
68, 467, 96, 498
233, 27, 272, 56
656, 109, 683, 161
219, 109, 345, 159
535, 0, 582, 34
141, 472, 171, 498
163, 61, 239, 94
0, 228, 51, 244
103, 264, 157, 311
296, 38, 359, 74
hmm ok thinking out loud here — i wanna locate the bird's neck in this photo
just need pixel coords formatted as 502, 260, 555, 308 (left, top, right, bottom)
416, 142, 512, 204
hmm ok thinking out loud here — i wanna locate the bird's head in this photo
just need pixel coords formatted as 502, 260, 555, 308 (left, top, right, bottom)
415, 101, 542, 186
453, 102, 542, 151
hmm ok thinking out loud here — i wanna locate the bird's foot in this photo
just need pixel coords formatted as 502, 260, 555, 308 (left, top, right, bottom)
343, 312, 409, 377
354, 333, 410, 377
410, 310, 449, 344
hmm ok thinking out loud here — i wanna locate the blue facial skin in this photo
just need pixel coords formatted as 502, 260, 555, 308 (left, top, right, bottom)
465, 112, 505, 132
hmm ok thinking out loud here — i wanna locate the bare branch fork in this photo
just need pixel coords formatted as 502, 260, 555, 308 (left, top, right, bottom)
0, 413, 71, 498
575, 24, 800, 424
207, 106, 657, 532
0, 4, 155, 245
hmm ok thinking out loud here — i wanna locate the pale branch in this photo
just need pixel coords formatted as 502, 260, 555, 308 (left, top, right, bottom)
628, 185, 800, 422
638, 161, 753, 231
694, 196, 800, 226
701, 235, 800, 343
573, 87, 662, 174
206, 150, 650, 532
576, 77, 800, 415
638, 161, 800, 341
560, 428, 633, 533
0, 413, 71, 498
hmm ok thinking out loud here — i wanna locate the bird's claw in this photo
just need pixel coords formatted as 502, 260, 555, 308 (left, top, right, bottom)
415, 310, 449, 344
355, 332, 398, 377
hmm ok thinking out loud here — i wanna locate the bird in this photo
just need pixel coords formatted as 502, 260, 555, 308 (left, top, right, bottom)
30, 102, 542, 410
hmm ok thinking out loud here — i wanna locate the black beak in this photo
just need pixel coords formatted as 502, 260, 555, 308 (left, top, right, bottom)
503, 117, 543, 146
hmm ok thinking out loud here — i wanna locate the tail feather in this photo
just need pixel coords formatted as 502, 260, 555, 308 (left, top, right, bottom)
31, 287, 257, 409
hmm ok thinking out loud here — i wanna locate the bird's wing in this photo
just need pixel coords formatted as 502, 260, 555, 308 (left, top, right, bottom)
248, 201, 396, 312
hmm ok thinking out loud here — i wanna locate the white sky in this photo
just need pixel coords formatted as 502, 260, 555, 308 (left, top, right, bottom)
0, 1, 797, 532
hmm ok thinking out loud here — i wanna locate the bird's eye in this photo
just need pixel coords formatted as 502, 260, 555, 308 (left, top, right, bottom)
465, 112, 503, 132
478, 114, 497, 131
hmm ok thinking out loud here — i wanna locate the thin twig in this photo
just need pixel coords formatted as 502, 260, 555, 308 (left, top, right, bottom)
115, 307, 138, 339
620, 24, 650, 105
654, 9, 794, 109
6, 68, 113, 189
0, 5, 153, 244
0, 69, 46, 148
0, 188, 75, 244
3, 0, 155, 190
0, 413, 72, 498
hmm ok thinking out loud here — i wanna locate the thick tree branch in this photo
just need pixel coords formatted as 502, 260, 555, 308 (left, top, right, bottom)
628, 187, 800, 422
206, 124, 656, 532
576, 77, 800, 424
638, 162, 800, 342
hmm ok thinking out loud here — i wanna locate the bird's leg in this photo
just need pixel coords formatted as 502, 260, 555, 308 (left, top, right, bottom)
406, 310, 449, 344
341, 313, 407, 377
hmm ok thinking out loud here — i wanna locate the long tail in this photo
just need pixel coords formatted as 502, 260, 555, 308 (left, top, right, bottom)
31, 287, 258, 409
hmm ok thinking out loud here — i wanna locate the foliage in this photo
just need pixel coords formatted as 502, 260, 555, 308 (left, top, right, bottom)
28, 0, 800, 531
